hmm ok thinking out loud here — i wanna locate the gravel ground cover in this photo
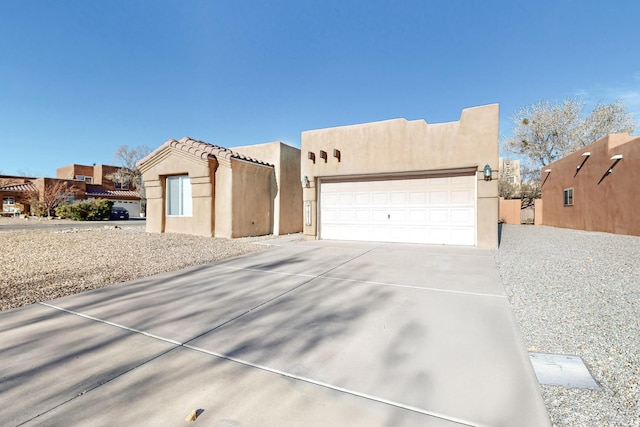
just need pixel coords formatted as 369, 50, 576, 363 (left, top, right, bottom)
0, 218, 274, 311
494, 225, 640, 427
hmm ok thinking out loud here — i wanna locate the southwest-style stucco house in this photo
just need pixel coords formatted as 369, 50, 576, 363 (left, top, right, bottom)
137, 137, 302, 238
540, 133, 640, 236
56, 164, 142, 216
301, 104, 500, 248
0, 164, 141, 216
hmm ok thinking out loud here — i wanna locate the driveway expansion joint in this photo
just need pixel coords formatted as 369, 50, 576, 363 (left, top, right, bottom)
37, 301, 481, 427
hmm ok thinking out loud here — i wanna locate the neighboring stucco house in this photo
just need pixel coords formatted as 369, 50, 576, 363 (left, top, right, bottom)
56, 164, 142, 216
0, 164, 140, 216
541, 133, 640, 236
301, 104, 500, 248
137, 137, 302, 238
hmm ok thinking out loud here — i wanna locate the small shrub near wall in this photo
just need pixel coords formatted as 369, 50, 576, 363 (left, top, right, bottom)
55, 199, 114, 221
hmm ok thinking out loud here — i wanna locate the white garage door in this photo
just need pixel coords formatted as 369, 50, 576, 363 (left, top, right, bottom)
320, 175, 476, 245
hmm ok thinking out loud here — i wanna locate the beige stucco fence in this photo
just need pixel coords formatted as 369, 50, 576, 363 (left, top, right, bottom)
499, 198, 542, 225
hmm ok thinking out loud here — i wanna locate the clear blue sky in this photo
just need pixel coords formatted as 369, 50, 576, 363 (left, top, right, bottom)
1, 1, 638, 177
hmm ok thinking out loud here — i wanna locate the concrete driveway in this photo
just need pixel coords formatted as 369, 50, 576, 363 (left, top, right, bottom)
0, 239, 550, 427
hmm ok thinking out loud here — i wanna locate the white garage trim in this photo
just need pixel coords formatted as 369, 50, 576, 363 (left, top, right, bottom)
319, 173, 477, 246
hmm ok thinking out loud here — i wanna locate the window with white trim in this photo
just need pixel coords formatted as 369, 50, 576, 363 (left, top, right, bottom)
2, 197, 16, 213
75, 175, 93, 183
166, 175, 192, 216
563, 188, 573, 206
114, 181, 130, 190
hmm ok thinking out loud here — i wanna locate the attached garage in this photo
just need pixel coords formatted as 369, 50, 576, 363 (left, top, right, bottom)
301, 104, 499, 248
319, 174, 476, 245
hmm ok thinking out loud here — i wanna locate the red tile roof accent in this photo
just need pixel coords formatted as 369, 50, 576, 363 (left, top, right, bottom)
85, 189, 140, 198
0, 182, 37, 192
170, 137, 273, 166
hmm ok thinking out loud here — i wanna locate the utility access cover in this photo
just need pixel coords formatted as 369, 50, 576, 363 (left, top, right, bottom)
529, 352, 601, 390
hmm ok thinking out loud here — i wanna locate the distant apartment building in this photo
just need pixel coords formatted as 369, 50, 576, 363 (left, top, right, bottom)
498, 158, 521, 185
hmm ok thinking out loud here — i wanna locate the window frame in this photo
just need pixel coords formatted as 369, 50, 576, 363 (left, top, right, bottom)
166, 175, 192, 217
75, 175, 93, 183
3, 196, 15, 206
563, 188, 573, 207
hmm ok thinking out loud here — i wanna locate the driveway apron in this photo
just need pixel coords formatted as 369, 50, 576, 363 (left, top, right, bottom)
0, 240, 550, 427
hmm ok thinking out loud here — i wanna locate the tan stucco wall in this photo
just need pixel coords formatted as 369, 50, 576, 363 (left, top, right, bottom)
232, 141, 303, 235
499, 198, 521, 225
229, 159, 274, 238
541, 134, 640, 236
301, 104, 499, 248
534, 199, 543, 225
138, 148, 216, 237
56, 165, 93, 180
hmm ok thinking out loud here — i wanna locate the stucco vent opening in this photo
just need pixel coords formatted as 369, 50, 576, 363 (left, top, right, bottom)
529, 352, 601, 390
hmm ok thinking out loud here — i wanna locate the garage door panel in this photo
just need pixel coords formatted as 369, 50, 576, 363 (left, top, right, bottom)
323, 194, 340, 206
371, 192, 388, 205
338, 210, 356, 222
409, 210, 428, 222
409, 191, 427, 205
430, 228, 451, 244
371, 227, 390, 241
389, 192, 408, 204
338, 194, 354, 205
409, 227, 429, 243
451, 208, 474, 226
351, 226, 372, 241
354, 193, 370, 205
390, 210, 408, 221
429, 191, 449, 205
320, 175, 476, 246
355, 210, 371, 222
323, 209, 338, 221
429, 209, 449, 224
451, 190, 474, 205
369, 210, 387, 221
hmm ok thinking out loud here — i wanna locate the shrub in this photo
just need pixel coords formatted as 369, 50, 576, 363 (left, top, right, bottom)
55, 199, 114, 221
88, 198, 113, 221
30, 201, 49, 217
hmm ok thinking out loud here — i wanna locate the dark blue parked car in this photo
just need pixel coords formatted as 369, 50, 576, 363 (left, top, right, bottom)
109, 207, 129, 220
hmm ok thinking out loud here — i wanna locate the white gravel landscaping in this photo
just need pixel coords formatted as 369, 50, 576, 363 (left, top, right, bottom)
494, 225, 640, 427
0, 219, 272, 311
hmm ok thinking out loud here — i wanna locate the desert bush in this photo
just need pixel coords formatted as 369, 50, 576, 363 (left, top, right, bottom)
55, 199, 114, 221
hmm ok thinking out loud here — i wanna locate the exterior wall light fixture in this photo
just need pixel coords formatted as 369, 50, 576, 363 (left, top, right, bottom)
333, 149, 341, 162
319, 150, 328, 162
302, 175, 310, 188
483, 164, 492, 181
308, 152, 315, 163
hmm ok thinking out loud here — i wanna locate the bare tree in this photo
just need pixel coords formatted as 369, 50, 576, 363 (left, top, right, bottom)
519, 166, 542, 209
498, 178, 519, 200
504, 98, 636, 167
29, 181, 78, 217
108, 145, 151, 199
498, 165, 541, 209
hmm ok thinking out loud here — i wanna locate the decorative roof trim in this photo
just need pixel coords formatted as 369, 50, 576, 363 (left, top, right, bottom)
137, 137, 274, 172
0, 182, 37, 192
174, 137, 273, 166
85, 189, 141, 198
